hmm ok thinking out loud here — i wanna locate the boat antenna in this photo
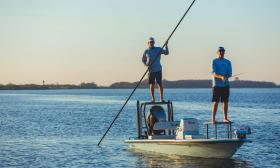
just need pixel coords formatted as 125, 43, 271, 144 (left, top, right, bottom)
97, 0, 197, 146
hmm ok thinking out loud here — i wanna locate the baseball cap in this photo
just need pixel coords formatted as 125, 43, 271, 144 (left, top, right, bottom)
148, 37, 155, 42
218, 46, 225, 51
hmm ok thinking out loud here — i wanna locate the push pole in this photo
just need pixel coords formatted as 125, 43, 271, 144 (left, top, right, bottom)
98, 0, 197, 146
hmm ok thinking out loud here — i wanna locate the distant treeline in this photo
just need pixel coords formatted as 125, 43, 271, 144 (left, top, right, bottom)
0, 82, 99, 90
0, 80, 279, 90
109, 80, 280, 88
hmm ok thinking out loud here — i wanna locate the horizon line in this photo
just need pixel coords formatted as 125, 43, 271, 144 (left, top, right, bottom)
1, 78, 279, 87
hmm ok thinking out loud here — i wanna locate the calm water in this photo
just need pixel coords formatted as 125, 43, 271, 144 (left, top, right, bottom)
0, 89, 279, 168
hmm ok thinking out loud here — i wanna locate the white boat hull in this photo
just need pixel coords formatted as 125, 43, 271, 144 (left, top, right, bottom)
125, 139, 246, 158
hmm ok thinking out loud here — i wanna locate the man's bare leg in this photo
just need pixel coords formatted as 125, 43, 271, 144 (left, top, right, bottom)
212, 102, 218, 123
223, 102, 230, 122
149, 84, 155, 102
157, 83, 164, 102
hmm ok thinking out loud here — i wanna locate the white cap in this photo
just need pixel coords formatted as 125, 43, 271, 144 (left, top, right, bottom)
148, 37, 155, 42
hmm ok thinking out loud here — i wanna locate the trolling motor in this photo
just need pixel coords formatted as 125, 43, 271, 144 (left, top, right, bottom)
235, 125, 251, 139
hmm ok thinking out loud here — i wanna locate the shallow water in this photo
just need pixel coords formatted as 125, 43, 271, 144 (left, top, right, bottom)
0, 89, 279, 167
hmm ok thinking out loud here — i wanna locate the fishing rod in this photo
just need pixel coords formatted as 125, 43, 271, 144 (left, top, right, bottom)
97, 0, 197, 146
211, 72, 247, 78
230, 72, 247, 78
216, 72, 247, 83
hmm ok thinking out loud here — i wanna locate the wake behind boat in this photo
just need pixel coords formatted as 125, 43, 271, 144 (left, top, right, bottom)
125, 101, 252, 158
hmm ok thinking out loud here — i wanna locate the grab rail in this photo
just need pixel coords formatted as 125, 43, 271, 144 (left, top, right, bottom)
204, 122, 233, 139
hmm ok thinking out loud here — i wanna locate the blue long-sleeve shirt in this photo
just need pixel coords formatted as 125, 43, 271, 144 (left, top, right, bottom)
142, 46, 169, 72
212, 58, 232, 87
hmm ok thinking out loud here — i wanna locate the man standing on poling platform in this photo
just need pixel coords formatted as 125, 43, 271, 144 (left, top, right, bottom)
142, 37, 169, 102
211, 46, 232, 123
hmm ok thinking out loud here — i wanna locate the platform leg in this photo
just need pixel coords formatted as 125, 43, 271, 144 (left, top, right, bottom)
215, 124, 217, 139
206, 124, 209, 139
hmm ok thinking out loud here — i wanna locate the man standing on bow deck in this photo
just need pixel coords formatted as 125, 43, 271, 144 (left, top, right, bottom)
211, 46, 232, 123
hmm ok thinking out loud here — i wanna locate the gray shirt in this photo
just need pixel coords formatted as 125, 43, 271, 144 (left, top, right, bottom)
142, 46, 169, 72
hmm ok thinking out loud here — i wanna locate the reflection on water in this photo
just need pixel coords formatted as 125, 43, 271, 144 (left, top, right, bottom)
129, 149, 253, 168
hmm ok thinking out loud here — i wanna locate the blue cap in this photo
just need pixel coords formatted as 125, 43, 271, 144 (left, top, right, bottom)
218, 46, 225, 51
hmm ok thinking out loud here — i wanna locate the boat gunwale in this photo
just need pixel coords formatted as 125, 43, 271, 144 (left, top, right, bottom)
125, 138, 251, 144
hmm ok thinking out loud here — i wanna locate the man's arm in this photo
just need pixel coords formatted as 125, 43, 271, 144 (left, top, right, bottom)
212, 60, 226, 81
161, 42, 169, 55
227, 61, 232, 78
162, 45, 169, 55
214, 74, 226, 81
142, 50, 148, 66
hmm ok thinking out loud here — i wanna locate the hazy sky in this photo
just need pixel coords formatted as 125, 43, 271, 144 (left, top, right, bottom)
0, 0, 279, 86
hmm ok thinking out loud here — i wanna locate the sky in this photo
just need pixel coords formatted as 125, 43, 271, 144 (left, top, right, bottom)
0, 0, 279, 86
